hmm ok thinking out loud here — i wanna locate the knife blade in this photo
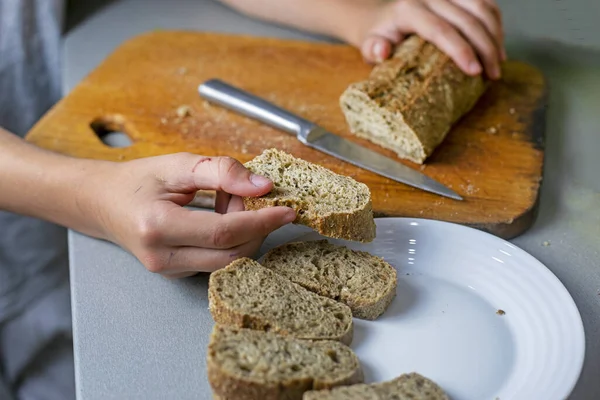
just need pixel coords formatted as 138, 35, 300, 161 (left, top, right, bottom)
197, 79, 462, 201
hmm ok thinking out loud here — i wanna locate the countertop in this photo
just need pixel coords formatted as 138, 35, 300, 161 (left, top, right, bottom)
64, 1, 600, 399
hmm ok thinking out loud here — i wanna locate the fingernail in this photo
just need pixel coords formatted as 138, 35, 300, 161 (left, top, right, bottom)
493, 65, 502, 79
250, 174, 270, 187
373, 41, 384, 63
469, 62, 482, 74
283, 209, 297, 223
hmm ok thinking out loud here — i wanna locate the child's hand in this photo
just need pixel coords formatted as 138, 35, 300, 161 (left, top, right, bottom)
85, 153, 296, 278
357, 0, 504, 79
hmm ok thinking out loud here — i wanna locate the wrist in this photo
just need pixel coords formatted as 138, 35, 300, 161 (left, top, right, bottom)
70, 158, 116, 241
0, 128, 115, 239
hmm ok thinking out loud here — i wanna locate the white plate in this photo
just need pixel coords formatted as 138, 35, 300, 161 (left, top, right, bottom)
266, 218, 585, 400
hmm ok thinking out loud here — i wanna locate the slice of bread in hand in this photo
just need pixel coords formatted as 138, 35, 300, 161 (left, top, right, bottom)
208, 325, 363, 400
340, 35, 487, 164
208, 257, 354, 345
262, 240, 397, 320
243, 148, 376, 243
303, 372, 449, 400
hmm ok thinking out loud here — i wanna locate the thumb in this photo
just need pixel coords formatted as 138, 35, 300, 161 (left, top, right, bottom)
158, 153, 273, 198
361, 34, 394, 64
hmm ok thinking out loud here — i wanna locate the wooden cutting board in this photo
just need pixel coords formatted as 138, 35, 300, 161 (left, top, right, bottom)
26, 31, 546, 239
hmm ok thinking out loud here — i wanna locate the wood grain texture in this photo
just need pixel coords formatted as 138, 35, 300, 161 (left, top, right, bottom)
25, 31, 547, 239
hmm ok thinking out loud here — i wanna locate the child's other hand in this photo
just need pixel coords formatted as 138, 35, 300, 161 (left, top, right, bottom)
358, 0, 504, 79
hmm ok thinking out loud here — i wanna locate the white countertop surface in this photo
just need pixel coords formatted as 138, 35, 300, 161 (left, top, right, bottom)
64, 1, 600, 399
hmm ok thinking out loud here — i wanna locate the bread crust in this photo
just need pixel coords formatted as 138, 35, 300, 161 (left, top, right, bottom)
208, 358, 363, 400
242, 197, 376, 243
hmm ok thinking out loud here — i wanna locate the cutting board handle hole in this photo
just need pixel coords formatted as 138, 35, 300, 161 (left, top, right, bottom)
90, 116, 133, 148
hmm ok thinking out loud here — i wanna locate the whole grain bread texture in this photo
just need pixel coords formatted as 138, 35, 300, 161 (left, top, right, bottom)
208, 257, 354, 345
261, 240, 397, 320
243, 148, 376, 242
303, 372, 449, 400
339, 35, 487, 164
207, 325, 363, 400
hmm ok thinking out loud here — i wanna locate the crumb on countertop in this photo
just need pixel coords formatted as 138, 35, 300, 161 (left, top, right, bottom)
487, 126, 498, 134
542, 241, 551, 247
509, 108, 516, 115
496, 309, 506, 316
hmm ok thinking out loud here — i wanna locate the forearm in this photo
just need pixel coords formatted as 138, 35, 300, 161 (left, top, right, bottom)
218, 0, 381, 46
0, 127, 107, 238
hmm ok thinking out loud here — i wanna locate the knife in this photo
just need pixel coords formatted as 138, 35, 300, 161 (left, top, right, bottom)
197, 79, 462, 201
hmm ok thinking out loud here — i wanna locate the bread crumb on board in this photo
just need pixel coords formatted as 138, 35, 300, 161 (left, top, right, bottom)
176, 105, 192, 118
496, 309, 506, 316
487, 126, 498, 134
509, 107, 516, 115
542, 241, 551, 247
460, 183, 479, 195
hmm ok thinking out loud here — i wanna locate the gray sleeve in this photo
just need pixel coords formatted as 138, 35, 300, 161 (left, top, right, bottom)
0, 0, 65, 136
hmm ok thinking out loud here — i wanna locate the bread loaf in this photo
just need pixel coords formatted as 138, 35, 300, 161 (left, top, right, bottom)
340, 35, 487, 164
243, 148, 376, 242
262, 240, 397, 320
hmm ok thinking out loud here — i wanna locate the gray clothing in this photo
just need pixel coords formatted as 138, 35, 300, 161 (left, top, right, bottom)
0, 0, 74, 399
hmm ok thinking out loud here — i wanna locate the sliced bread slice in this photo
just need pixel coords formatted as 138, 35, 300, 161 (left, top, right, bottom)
303, 372, 449, 400
207, 325, 363, 400
339, 35, 487, 164
208, 257, 354, 345
243, 148, 376, 243
261, 240, 397, 320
